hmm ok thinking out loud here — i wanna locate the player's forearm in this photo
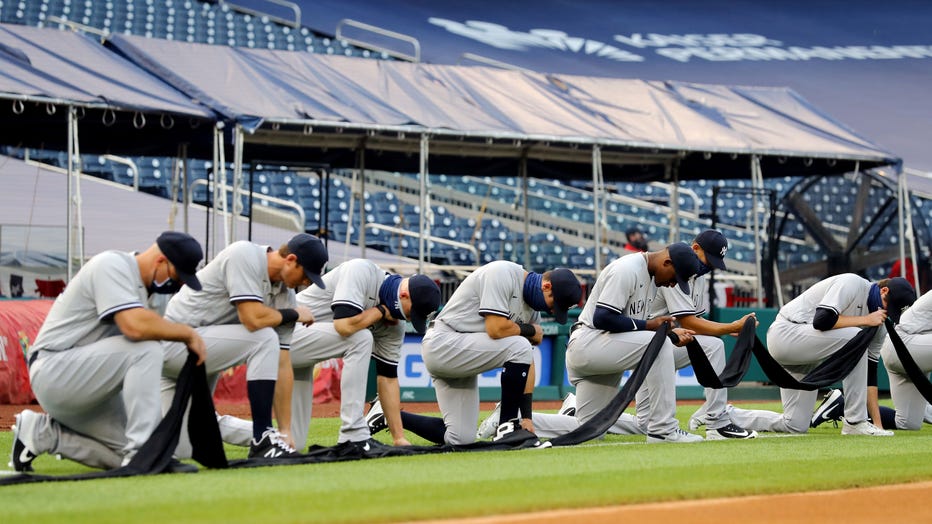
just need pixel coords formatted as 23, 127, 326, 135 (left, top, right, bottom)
333, 307, 383, 337
116, 308, 197, 343
677, 315, 736, 336
376, 375, 408, 445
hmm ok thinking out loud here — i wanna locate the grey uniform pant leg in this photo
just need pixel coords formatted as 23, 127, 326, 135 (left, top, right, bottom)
881, 333, 932, 430
531, 412, 580, 438
767, 319, 869, 430
162, 325, 280, 458
422, 326, 534, 445
289, 322, 374, 446
566, 328, 678, 436
669, 335, 729, 430
29, 336, 163, 469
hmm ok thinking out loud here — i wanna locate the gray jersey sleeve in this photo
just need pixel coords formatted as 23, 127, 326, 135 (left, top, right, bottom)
897, 289, 932, 335
33, 251, 145, 351
225, 242, 267, 304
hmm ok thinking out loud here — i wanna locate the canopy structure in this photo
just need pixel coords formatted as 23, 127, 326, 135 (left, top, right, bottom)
283, 0, 932, 173
108, 33, 897, 182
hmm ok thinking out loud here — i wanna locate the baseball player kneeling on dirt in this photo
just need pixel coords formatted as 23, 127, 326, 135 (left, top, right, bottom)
11, 232, 206, 472
398, 261, 582, 446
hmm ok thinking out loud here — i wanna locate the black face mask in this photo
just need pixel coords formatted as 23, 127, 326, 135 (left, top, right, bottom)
148, 277, 182, 295
149, 262, 182, 295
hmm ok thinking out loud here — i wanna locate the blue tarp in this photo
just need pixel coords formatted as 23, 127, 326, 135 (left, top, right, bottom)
107, 33, 896, 169
268, 0, 932, 171
0, 24, 214, 118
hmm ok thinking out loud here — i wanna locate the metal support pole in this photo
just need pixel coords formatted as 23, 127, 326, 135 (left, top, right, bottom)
418, 134, 429, 274
591, 145, 603, 271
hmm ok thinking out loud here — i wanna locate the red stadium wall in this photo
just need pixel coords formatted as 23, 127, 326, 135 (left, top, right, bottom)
0, 300, 51, 404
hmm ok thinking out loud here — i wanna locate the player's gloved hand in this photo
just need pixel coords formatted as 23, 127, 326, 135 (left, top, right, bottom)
185, 328, 207, 366
295, 305, 315, 327
646, 315, 675, 331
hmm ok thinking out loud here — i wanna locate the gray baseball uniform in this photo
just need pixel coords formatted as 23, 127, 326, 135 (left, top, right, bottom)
532, 253, 679, 439
881, 289, 932, 429
218, 259, 403, 447
26, 251, 163, 469
730, 273, 880, 432
161, 241, 292, 457
421, 260, 540, 445
645, 275, 729, 426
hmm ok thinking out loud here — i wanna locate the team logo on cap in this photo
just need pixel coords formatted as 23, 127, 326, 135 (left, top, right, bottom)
720, 246, 727, 257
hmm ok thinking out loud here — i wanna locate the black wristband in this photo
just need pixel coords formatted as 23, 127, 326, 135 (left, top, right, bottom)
517, 322, 536, 338
278, 308, 299, 326
377, 304, 389, 320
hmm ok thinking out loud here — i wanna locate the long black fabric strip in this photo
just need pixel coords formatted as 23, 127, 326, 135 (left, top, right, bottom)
746, 322, 877, 390
547, 324, 669, 447
883, 318, 932, 404
0, 353, 224, 486
685, 318, 756, 388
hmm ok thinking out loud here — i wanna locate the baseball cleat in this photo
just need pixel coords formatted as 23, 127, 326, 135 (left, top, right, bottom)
841, 420, 894, 436
9, 410, 40, 472
705, 423, 757, 440
688, 415, 708, 431
811, 389, 844, 428
334, 438, 392, 458
476, 402, 501, 439
365, 396, 387, 435
492, 418, 546, 448
248, 428, 299, 459
559, 392, 577, 417
646, 428, 704, 444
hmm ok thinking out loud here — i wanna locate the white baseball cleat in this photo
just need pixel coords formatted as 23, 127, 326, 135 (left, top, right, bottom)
365, 397, 387, 435
646, 428, 704, 444
841, 420, 893, 436
476, 402, 501, 439
559, 392, 576, 417
9, 410, 42, 472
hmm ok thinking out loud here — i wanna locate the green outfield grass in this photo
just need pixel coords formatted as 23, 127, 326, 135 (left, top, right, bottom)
2, 401, 932, 524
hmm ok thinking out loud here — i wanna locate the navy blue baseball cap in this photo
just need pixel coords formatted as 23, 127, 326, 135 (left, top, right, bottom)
407, 274, 441, 334
288, 233, 328, 289
668, 242, 703, 295
156, 231, 203, 291
884, 276, 917, 324
695, 229, 728, 271
549, 268, 583, 324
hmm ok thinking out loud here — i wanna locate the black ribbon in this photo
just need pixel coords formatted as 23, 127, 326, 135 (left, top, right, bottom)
549, 324, 670, 447
883, 318, 932, 404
